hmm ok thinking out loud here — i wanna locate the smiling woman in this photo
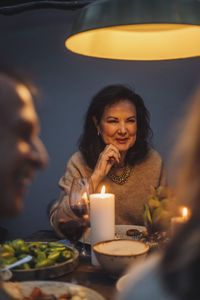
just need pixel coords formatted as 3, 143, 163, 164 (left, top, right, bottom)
50, 84, 167, 237
93, 99, 137, 164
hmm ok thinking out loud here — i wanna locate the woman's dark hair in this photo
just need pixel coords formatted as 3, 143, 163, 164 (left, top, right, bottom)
79, 84, 153, 169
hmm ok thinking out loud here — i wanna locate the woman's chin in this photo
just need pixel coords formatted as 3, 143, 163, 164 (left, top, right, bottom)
118, 146, 129, 153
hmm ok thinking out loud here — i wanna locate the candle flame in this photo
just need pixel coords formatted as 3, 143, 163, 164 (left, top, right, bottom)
82, 192, 88, 201
101, 185, 105, 195
182, 207, 188, 218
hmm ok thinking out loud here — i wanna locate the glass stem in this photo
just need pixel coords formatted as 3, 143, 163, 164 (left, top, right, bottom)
80, 233, 87, 257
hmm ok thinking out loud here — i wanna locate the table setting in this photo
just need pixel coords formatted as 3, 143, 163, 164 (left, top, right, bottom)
0, 182, 190, 300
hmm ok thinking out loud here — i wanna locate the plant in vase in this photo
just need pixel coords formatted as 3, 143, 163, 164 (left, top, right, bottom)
142, 185, 175, 245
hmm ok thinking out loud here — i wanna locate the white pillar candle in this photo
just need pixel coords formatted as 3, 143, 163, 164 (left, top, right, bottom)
171, 216, 186, 235
90, 186, 115, 265
171, 206, 189, 235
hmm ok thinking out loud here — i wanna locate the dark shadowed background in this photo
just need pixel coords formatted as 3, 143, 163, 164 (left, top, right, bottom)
0, 7, 199, 239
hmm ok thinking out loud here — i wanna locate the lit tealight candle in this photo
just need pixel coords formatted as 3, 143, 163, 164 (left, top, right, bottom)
171, 206, 189, 235
90, 186, 115, 265
182, 207, 189, 221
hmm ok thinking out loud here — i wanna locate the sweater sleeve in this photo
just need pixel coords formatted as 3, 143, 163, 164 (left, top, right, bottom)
147, 148, 167, 188
159, 161, 167, 187
49, 152, 91, 238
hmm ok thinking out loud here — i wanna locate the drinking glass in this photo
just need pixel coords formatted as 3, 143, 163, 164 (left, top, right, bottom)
70, 178, 91, 256
57, 178, 91, 254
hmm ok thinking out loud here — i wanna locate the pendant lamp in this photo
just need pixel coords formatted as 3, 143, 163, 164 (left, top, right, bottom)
65, 0, 200, 60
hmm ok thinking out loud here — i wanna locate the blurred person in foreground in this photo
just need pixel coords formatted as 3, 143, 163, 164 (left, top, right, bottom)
0, 70, 48, 299
50, 84, 167, 238
117, 86, 200, 300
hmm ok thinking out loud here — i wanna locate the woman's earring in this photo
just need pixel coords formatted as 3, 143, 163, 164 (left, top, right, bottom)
97, 130, 100, 136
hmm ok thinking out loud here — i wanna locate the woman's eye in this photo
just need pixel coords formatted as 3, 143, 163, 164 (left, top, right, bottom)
107, 120, 118, 123
128, 119, 136, 123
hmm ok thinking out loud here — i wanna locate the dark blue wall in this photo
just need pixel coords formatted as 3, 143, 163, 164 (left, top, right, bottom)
0, 9, 199, 238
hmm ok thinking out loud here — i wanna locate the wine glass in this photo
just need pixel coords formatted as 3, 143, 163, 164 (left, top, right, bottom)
57, 178, 91, 254
69, 178, 91, 256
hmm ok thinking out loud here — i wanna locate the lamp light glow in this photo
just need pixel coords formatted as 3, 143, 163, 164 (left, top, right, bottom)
65, 0, 200, 61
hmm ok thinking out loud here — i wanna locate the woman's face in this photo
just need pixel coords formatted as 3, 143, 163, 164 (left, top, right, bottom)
97, 99, 137, 154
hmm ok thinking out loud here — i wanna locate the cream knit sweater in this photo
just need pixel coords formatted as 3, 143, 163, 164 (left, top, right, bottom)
50, 149, 167, 238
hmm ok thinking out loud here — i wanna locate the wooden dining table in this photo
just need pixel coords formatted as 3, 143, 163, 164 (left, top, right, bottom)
24, 229, 118, 300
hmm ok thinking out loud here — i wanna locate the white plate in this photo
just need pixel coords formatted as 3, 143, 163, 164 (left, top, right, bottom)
14, 280, 105, 300
81, 224, 146, 244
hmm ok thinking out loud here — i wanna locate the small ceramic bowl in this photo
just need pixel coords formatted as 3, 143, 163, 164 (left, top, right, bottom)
93, 239, 149, 277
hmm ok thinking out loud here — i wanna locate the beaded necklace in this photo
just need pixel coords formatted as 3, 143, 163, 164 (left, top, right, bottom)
108, 165, 132, 185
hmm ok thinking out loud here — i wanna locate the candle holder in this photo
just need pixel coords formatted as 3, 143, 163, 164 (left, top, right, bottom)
170, 206, 189, 236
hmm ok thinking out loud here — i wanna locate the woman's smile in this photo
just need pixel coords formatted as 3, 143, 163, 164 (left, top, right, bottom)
115, 138, 129, 144
97, 99, 137, 156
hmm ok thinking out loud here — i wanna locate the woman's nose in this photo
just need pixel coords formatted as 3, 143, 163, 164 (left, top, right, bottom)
30, 137, 49, 169
118, 122, 127, 135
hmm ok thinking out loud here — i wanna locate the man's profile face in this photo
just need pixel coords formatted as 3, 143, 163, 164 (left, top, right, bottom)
0, 76, 48, 218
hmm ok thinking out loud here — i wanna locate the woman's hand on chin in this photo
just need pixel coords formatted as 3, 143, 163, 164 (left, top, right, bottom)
91, 144, 120, 189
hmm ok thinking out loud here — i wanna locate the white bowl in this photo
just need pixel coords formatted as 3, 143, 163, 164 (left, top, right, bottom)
93, 239, 149, 277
